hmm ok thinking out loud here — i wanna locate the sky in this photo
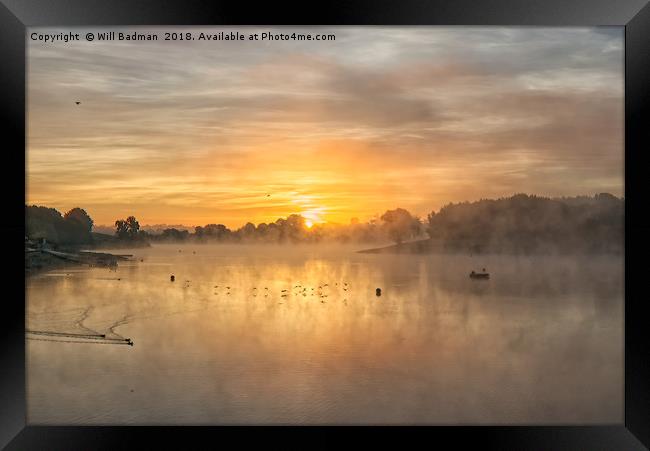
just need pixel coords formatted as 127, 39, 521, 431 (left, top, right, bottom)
27, 27, 624, 228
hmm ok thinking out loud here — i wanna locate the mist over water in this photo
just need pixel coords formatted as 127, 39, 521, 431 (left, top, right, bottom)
26, 244, 623, 424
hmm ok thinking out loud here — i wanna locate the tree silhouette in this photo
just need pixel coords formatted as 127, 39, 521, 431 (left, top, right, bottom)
425, 193, 623, 254
64, 207, 93, 232
26, 205, 93, 244
161, 228, 189, 241
115, 219, 129, 239
381, 208, 421, 244
126, 216, 140, 238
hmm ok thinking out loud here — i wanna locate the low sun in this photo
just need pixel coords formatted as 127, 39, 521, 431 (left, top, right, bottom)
301, 206, 324, 228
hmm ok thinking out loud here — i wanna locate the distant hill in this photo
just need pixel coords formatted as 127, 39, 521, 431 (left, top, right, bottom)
90, 232, 118, 245
92, 225, 116, 235
90, 232, 149, 249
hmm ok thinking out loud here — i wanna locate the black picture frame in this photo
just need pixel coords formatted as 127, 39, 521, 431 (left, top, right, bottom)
1, 1, 648, 449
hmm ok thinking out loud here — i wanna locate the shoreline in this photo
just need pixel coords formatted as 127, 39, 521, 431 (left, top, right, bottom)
25, 248, 133, 276
357, 239, 624, 256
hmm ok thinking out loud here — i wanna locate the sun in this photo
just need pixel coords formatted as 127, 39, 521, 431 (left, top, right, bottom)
301, 206, 325, 228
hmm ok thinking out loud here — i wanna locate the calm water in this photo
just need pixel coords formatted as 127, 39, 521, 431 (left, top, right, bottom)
26, 244, 623, 424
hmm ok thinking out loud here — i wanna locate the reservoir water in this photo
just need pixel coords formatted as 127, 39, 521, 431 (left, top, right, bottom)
26, 244, 623, 424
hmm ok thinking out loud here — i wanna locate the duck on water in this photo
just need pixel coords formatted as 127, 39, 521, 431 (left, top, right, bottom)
470, 268, 490, 279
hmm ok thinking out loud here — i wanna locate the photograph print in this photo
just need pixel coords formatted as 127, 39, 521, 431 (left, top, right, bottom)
25, 26, 624, 424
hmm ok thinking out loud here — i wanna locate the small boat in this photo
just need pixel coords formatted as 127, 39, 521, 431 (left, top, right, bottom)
469, 270, 490, 280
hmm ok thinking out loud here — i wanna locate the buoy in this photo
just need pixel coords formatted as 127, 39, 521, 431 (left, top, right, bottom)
376, 288, 382, 296
170, 275, 175, 282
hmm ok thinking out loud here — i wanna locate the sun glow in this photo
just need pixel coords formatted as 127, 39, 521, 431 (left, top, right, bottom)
300, 204, 326, 228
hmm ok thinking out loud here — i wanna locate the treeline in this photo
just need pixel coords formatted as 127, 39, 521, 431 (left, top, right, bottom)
150, 210, 423, 244
26, 206, 94, 245
25, 206, 149, 247
25, 205, 424, 246
425, 193, 623, 254
26, 193, 624, 253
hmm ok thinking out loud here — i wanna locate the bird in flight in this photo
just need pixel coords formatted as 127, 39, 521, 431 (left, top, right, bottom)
75, 101, 81, 105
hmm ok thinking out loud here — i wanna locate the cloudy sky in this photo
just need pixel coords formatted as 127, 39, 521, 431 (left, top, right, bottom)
27, 27, 623, 228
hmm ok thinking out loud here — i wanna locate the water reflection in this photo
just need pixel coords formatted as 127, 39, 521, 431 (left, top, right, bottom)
27, 244, 623, 424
